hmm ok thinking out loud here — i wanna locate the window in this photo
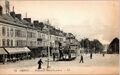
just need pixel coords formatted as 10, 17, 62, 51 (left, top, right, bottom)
2, 27, 6, 36
7, 28, 9, 37
2, 39, 5, 46
23, 40, 26, 46
15, 29, 21, 37
7, 39, 10, 46
39, 33, 42, 38
27, 31, 31, 38
15, 40, 19, 46
10, 28, 14, 37
27, 31, 36, 38
22, 31, 26, 37
30, 41, 32, 46
11, 40, 13, 46
15, 40, 27, 46
32, 33, 35, 38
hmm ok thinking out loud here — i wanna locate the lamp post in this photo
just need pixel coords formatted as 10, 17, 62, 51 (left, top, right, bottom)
46, 19, 50, 68
47, 33, 50, 68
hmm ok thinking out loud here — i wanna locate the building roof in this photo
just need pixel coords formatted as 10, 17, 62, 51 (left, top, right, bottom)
0, 14, 27, 28
0, 13, 68, 37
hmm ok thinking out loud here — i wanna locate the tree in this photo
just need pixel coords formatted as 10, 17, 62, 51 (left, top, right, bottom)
79, 38, 104, 53
80, 38, 91, 53
80, 38, 90, 48
107, 37, 119, 54
93, 39, 104, 53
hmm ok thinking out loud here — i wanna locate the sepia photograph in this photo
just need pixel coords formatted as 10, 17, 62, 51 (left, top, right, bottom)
0, 0, 119, 74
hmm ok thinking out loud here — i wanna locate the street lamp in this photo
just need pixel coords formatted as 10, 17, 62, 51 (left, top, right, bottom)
47, 34, 50, 68
46, 20, 50, 68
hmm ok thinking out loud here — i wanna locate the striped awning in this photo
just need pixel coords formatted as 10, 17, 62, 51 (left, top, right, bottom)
0, 48, 7, 54
5, 47, 31, 54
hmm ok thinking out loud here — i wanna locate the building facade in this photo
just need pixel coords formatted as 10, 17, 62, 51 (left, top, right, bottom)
0, 1, 79, 62
0, 4, 67, 63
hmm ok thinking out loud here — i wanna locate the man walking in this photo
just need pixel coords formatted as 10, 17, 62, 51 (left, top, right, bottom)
38, 59, 43, 69
102, 53, 105, 57
90, 53, 92, 59
79, 55, 84, 63
53, 53, 55, 61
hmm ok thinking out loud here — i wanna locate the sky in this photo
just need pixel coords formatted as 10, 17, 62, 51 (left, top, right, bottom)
0, 0, 119, 44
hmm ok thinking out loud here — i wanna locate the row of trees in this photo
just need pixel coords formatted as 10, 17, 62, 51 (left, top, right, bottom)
79, 38, 104, 53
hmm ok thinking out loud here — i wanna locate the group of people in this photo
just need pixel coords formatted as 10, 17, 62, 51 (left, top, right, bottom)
79, 53, 105, 63
79, 53, 93, 63
52, 50, 64, 61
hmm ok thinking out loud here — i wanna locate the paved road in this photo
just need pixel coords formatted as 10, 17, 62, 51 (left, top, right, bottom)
0, 54, 119, 74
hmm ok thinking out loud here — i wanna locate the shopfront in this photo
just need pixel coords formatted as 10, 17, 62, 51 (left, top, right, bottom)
5, 47, 31, 62
0, 48, 7, 64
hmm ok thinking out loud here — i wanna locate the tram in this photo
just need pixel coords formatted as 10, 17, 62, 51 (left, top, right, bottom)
58, 45, 77, 61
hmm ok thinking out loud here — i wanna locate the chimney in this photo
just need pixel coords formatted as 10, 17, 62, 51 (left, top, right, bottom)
23, 18, 31, 23
10, 11, 15, 18
33, 20, 39, 27
15, 14, 22, 20
39, 22, 44, 30
0, 5, 3, 15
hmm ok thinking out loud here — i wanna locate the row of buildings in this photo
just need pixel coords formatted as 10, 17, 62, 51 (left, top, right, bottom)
0, 3, 79, 63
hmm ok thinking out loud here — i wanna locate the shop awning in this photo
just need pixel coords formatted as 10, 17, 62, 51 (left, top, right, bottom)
0, 48, 7, 54
5, 47, 31, 54
24, 47, 31, 52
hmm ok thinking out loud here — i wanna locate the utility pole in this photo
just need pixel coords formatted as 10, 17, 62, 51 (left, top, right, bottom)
47, 20, 50, 68
47, 33, 50, 68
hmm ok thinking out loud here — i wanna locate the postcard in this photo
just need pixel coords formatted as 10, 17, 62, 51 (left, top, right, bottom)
0, 0, 119, 75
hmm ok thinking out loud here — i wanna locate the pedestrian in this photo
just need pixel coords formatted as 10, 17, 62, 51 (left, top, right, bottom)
79, 55, 84, 63
59, 50, 63, 59
38, 59, 43, 69
102, 53, 105, 57
90, 53, 92, 59
53, 53, 55, 61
